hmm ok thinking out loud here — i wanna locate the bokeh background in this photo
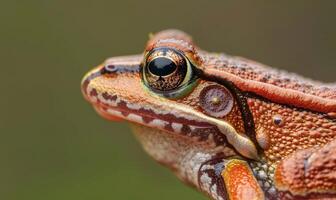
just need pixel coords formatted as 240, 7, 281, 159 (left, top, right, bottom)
1, 1, 335, 199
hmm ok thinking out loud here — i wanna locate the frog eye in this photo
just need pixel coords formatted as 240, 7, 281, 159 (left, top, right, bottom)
142, 48, 198, 98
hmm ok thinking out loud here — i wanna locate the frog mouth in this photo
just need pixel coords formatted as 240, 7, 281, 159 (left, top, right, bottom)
88, 91, 226, 146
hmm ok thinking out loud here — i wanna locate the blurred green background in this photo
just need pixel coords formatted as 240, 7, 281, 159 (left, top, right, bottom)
1, 1, 335, 200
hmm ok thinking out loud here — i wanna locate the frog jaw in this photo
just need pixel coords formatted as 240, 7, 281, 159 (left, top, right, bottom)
81, 57, 258, 160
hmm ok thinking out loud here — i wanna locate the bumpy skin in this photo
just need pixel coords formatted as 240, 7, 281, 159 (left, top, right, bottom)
275, 140, 336, 199
82, 30, 336, 200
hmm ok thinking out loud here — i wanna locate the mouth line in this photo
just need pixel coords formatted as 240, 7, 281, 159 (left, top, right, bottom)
86, 91, 230, 145
93, 100, 213, 130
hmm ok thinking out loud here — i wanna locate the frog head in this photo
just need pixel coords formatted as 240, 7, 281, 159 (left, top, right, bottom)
82, 30, 336, 199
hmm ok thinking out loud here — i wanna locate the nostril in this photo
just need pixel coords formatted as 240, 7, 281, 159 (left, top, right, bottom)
105, 64, 117, 72
104, 63, 140, 73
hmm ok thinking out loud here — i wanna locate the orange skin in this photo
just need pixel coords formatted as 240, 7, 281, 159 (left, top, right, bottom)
222, 159, 264, 200
82, 30, 336, 200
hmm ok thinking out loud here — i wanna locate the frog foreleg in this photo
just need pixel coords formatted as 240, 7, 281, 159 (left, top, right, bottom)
198, 156, 264, 200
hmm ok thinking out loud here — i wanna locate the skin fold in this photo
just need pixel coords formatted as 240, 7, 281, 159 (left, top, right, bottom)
81, 30, 336, 200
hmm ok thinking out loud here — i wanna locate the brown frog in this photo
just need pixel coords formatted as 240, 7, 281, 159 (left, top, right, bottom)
81, 30, 336, 200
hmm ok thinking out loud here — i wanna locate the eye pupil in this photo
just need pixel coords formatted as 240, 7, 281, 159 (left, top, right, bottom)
148, 57, 177, 76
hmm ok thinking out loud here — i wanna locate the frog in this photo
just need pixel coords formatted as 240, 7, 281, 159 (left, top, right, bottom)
81, 30, 336, 200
